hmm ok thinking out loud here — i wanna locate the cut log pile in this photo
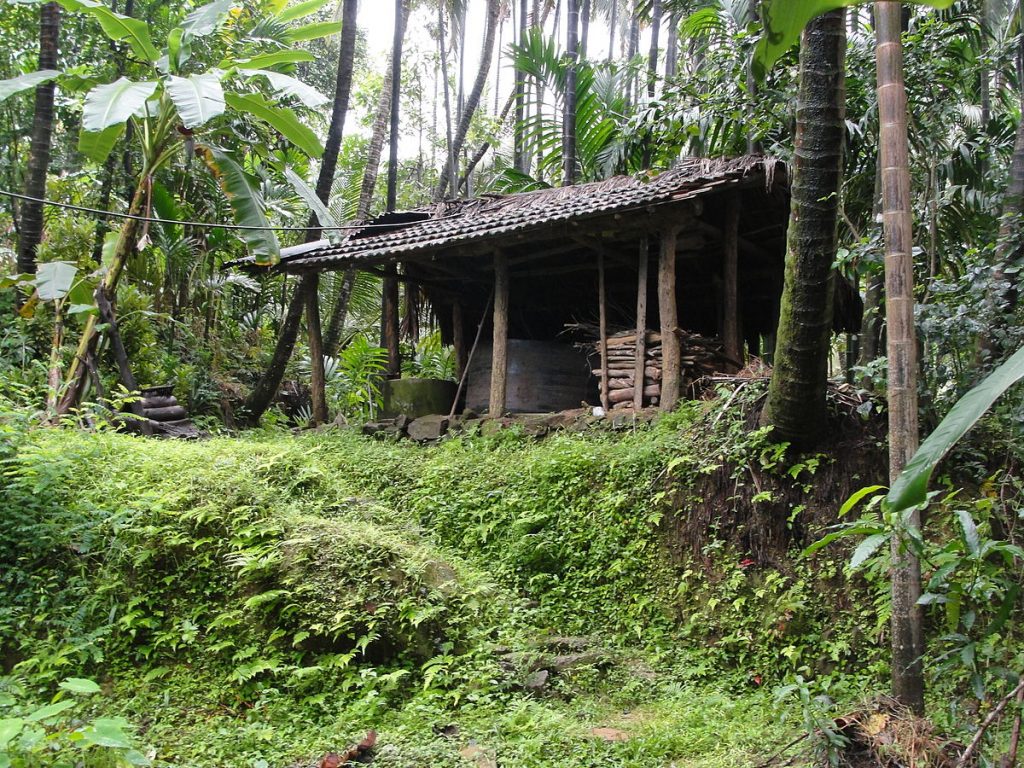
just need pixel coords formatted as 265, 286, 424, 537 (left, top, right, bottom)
590, 329, 736, 410
124, 385, 201, 438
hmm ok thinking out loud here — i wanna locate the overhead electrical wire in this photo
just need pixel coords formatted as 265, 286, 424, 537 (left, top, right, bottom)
0, 189, 424, 232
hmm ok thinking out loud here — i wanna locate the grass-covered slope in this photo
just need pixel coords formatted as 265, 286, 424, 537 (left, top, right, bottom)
0, 398, 886, 766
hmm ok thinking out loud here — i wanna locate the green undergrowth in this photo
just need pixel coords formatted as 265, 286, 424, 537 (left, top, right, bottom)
0, 395, 889, 766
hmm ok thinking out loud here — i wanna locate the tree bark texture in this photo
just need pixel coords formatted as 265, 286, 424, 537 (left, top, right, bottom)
489, 251, 509, 415
763, 10, 845, 449
243, 273, 316, 425
634, 237, 648, 410
658, 228, 680, 410
437, 0, 500, 199
876, 0, 924, 716
16, 1, 60, 277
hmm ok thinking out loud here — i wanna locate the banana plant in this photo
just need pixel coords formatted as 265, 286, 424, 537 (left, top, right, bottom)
0, 0, 342, 414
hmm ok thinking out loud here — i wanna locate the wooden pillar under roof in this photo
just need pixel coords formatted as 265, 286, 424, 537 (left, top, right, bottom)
452, 301, 467, 380
723, 192, 742, 372
597, 250, 610, 411
659, 227, 680, 411
382, 263, 401, 377
633, 237, 649, 410
489, 250, 509, 415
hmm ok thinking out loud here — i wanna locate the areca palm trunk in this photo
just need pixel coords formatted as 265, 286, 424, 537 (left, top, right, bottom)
876, 0, 923, 715
437, 0, 500, 199
245, 0, 360, 425
323, 11, 407, 358
302, 0, 359, 425
564, 0, 578, 185
16, 1, 60, 277
514, 0, 528, 172
646, 0, 661, 98
762, 9, 845, 448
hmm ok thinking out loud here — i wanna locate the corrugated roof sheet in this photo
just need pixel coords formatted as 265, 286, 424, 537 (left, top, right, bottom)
251, 156, 782, 272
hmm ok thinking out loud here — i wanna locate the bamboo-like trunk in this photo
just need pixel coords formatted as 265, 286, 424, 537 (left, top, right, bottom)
762, 10, 845, 448
58, 182, 147, 415
16, 1, 59, 277
876, 0, 924, 716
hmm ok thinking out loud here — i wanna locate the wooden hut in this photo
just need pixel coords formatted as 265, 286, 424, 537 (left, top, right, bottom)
253, 156, 801, 415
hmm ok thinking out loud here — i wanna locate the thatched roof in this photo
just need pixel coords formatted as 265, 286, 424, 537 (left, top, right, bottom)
247, 155, 784, 274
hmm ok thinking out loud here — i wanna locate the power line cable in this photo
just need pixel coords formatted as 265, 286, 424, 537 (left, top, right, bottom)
0, 188, 423, 231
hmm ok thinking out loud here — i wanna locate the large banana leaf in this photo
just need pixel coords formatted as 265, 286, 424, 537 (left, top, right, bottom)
284, 167, 340, 241
232, 50, 315, 69
753, 0, 955, 79
82, 77, 158, 132
197, 145, 280, 266
181, 0, 237, 40
78, 123, 124, 162
247, 70, 328, 108
35, 261, 78, 301
283, 20, 341, 42
887, 346, 1024, 514
277, 0, 328, 23
58, 0, 160, 61
224, 92, 323, 158
0, 70, 60, 102
165, 73, 225, 128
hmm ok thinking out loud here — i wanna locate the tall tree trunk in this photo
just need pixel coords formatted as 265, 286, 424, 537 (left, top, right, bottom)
438, 2, 458, 197
625, 1, 639, 106
563, 0, 579, 185
514, 0, 528, 172
876, 0, 924, 716
580, 0, 590, 59
324, 19, 405, 358
437, 0, 500, 199
16, 1, 60, 277
247, 0, 358, 425
607, 0, 617, 62
746, 0, 763, 154
382, 0, 406, 378
762, 10, 845, 449
302, 0, 358, 424
646, 0, 661, 98
665, 11, 678, 79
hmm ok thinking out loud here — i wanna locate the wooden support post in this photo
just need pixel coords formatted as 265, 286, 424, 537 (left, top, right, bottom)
598, 251, 610, 411
452, 302, 467, 380
448, 294, 492, 420
382, 263, 401, 377
634, 237, 648, 410
95, 289, 151, 434
659, 227, 680, 411
723, 192, 742, 372
305, 273, 328, 425
489, 250, 509, 416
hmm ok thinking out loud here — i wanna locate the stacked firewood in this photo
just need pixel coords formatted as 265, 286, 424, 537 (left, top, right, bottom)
592, 331, 663, 409
591, 330, 735, 409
